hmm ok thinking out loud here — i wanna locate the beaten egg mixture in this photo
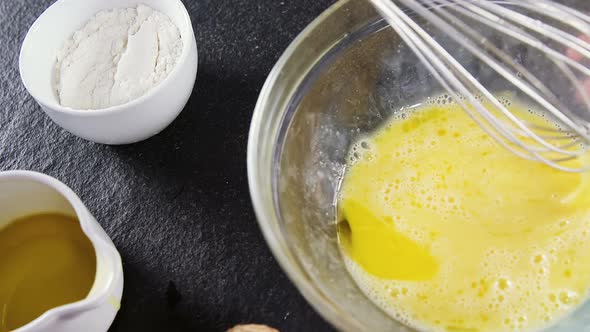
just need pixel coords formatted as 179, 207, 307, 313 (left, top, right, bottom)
338, 96, 590, 332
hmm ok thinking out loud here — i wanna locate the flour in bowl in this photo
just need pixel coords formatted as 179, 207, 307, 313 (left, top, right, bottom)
54, 4, 183, 110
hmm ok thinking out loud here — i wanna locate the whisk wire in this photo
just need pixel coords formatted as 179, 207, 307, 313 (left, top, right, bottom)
428, 2, 570, 129
428, 0, 590, 147
442, 0, 590, 117
370, 0, 546, 163
398, 0, 585, 156
369, 0, 590, 172
467, 0, 590, 58
442, 0, 590, 120
512, 0, 590, 34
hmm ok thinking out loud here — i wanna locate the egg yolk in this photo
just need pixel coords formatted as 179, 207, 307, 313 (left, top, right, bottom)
338, 98, 590, 332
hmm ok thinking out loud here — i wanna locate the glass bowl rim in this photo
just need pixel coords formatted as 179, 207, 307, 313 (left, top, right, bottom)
246, 0, 368, 330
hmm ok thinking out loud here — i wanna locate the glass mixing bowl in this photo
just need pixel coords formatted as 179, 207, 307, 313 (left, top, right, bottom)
247, 0, 590, 330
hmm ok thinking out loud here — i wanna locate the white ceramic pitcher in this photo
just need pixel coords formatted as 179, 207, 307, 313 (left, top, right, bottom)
0, 170, 123, 332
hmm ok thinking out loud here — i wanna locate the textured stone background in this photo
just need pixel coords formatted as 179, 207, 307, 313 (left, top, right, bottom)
0, 0, 336, 331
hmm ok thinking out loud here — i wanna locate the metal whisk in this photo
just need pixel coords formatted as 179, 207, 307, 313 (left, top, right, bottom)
369, 0, 590, 172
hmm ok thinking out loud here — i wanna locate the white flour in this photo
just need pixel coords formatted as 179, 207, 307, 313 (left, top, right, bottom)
54, 5, 183, 110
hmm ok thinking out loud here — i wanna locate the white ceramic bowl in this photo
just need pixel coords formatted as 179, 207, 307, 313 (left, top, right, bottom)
19, 0, 198, 145
0, 170, 124, 332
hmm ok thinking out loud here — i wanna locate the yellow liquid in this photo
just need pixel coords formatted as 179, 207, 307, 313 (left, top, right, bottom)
338, 97, 590, 332
0, 214, 96, 331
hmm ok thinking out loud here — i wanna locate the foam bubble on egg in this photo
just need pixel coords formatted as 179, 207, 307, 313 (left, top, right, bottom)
338, 94, 590, 332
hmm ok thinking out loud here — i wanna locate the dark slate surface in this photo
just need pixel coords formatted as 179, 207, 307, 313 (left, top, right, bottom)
0, 0, 337, 331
